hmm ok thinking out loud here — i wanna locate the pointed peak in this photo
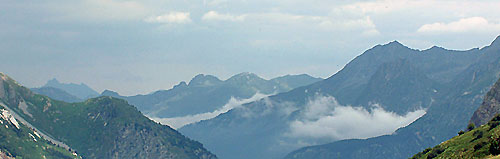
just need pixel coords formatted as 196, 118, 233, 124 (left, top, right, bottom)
228, 72, 263, 81
424, 46, 446, 51
233, 72, 259, 78
188, 74, 222, 86
389, 40, 403, 45
173, 81, 188, 89
101, 90, 120, 97
47, 78, 60, 84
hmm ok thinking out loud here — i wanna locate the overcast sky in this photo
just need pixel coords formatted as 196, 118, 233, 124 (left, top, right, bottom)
1, 0, 500, 95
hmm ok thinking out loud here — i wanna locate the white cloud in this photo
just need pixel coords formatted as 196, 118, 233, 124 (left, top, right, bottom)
417, 17, 500, 33
287, 95, 426, 140
150, 93, 269, 129
145, 12, 192, 24
248, 12, 379, 34
202, 11, 246, 22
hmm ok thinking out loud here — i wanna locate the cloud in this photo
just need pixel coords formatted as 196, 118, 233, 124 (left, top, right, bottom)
150, 93, 269, 129
287, 95, 426, 140
247, 12, 379, 34
417, 17, 500, 33
145, 12, 192, 24
202, 11, 246, 22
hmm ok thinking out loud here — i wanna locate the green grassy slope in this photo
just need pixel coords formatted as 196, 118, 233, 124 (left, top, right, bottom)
411, 115, 500, 159
0, 72, 216, 159
0, 105, 78, 159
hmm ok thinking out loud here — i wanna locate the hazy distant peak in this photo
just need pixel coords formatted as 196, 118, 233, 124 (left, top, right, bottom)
385, 40, 405, 47
42, 78, 99, 99
188, 74, 222, 86
271, 74, 322, 81
173, 81, 188, 89
46, 78, 60, 85
424, 46, 447, 52
369, 40, 410, 52
228, 72, 263, 81
101, 90, 120, 97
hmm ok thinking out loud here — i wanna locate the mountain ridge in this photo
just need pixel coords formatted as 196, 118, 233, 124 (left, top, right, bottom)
284, 35, 500, 159
181, 35, 500, 159
0, 73, 217, 159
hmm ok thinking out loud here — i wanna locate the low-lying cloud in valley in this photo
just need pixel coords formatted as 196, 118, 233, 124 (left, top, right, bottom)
151, 93, 269, 129
287, 95, 426, 140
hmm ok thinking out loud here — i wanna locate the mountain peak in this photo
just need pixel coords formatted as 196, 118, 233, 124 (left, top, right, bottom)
424, 46, 446, 51
387, 40, 404, 47
101, 90, 120, 97
173, 81, 188, 89
188, 74, 222, 86
229, 72, 261, 79
46, 78, 61, 85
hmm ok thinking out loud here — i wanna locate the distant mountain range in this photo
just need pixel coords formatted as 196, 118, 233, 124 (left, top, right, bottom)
31, 87, 83, 103
0, 73, 217, 159
36, 78, 100, 100
180, 36, 500, 159
100, 73, 322, 128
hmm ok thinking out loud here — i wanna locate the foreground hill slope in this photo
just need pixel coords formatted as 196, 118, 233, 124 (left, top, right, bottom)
411, 116, 500, 159
0, 73, 216, 159
0, 105, 78, 159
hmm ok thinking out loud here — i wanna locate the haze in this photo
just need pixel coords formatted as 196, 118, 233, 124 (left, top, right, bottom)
2, 0, 500, 95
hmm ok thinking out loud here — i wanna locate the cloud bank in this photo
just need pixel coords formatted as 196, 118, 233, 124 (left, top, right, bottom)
418, 17, 500, 33
202, 11, 246, 22
287, 95, 426, 140
151, 93, 269, 129
145, 12, 192, 24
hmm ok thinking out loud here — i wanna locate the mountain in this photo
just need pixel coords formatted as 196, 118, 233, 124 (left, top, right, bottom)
180, 36, 500, 159
0, 105, 78, 159
103, 73, 322, 124
284, 36, 500, 159
42, 78, 99, 100
31, 87, 83, 103
0, 73, 217, 159
470, 78, 500, 126
409, 78, 500, 159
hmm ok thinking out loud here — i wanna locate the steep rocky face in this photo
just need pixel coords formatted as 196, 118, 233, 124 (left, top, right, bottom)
355, 59, 439, 114
0, 73, 217, 159
470, 78, 500, 126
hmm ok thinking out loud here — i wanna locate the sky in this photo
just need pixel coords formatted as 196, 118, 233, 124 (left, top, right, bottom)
1, 0, 500, 95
